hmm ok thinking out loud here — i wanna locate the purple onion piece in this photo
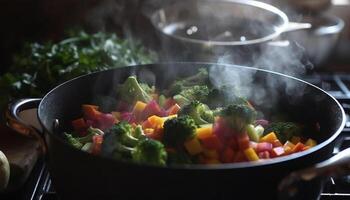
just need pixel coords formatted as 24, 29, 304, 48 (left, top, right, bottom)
255, 119, 269, 128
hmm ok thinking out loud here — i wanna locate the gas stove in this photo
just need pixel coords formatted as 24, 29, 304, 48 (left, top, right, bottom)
3, 73, 349, 200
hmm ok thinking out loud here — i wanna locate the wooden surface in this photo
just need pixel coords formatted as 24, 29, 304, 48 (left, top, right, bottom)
0, 124, 41, 192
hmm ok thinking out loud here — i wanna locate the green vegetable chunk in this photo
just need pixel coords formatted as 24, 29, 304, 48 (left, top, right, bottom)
179, 101, 214, 125
219, 103, 257, 132
162, 115, 197, 147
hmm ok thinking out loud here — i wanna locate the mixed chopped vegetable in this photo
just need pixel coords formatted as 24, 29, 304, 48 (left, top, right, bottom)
64, 68, 318, 166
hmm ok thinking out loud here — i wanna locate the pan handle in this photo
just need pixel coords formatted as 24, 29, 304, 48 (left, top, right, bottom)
283, 22, 312, 33
5, 98, 46, 153
278, 147, 350, 199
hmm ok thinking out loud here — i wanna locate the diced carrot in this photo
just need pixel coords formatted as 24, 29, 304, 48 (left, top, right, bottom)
82, 104, 101, 120
260, 132, 278, 143
291, 142, 305, 153
302, 146, 311, 151
196, 127, 213, 139
305, 138, 317, 147
142, 120, 153, 129
166, 104, 181, 115
199, 134, 222, 150
272, 139, 283, 147
184, 137, 203, 155
221, 147, 235, 163
284, 146, 293, 155
147, 115, 165, 128
244, 148, 259, 161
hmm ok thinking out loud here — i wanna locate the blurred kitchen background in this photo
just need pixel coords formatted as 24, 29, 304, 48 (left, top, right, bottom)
0, 0, 350, 75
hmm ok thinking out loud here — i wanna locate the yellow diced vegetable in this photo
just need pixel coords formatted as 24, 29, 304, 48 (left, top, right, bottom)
244, 148, 259, 161
184, 137, 203, 155
196, 127, 213, 139
133, 101, 147, 112
260, 132, 277, 143
305, 138, 317, 147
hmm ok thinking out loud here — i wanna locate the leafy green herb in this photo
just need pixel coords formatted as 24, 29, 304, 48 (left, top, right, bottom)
0, 31, 156, 113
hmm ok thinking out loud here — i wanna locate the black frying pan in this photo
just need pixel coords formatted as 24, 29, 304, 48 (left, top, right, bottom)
6, 63, 347, 200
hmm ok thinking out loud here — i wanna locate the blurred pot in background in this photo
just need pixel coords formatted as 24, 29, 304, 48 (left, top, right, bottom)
285, 14, 344, 68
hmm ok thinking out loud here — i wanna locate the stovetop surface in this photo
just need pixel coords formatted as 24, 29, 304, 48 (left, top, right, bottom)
3, 72, 350, 200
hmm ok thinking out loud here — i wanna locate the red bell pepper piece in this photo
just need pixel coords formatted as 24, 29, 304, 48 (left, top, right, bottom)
256, 142, 273, 153
221, 147, 235, 163
96, 113, 116, 130
91, 135, 103, 155
142, 100, 165, 119
258, 151, 270, 159
237, 133, 250, 150
164, 98, 177, 110
166, 104, 181, 115
199, 134, 222, 150
271, 147, 285, 157
227, 136, 239, 151
72, 118, 87, 132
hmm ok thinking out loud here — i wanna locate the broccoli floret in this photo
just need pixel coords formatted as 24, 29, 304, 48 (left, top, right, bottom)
132, 138, 167, 166
101, 122, 167, 166
65, 133, 83, 149
162, 115, 197, 147
167, 68, 209, 96
77, 127, 103, 143
116, 76, 152, 104
219, 103, 257, 132
172, 85, 210, 107
264, 122, 302, 143
167, 151, 193, 165
107, 121, 139, 147
179, 101, 214, 125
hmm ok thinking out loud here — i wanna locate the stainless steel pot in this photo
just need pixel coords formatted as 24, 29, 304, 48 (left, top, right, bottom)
150, 0, 311, 65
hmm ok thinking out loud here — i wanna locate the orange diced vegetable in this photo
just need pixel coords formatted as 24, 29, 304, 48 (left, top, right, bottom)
167, 104, 181, 115
291, 136, 301, 144
238, 133, 250, 150
284, 141, 295, 149
260, 132, 278, 143
199, 134, 222, 150
291, 142, 305, 153
144, 128, 155, 135
82, 104, 101, 120
196, 127, 213, 139
184, 137, 203, 155
305, 138, 317, 147
272, 139, 283, 147
244, 148, 259, 161
203, 149, 219, 159
271, 147, 285, 157
302, 146, 311, 151
147, 115, 165, 128
284, 146, 293, 155
91, 135, 103, 155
